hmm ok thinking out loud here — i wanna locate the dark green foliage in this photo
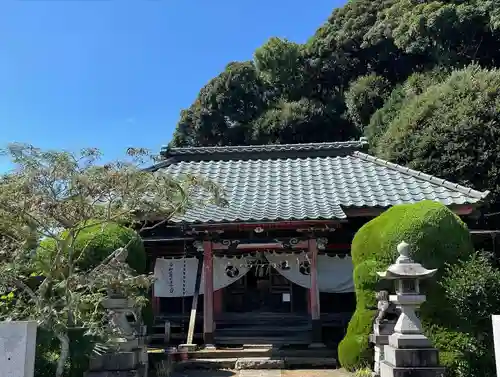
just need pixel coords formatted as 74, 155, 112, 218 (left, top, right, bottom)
170, 61, 268, 147
367, 68, 450, 147
345, 74, 390, 132
375, 65, 500, 202
170, 0, 500, 150
34, 329, 95, 377
37, 221, 146, 274
442, 251, 500, 334
338, 201, 474, 371
254, 37, 305, 101
34, 329, 60, 377
251, 98, 356, 144
437, 252, 500, 377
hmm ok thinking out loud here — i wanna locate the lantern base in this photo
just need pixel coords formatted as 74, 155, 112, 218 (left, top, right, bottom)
380, 363, 445, 377
388, 333, 432, 349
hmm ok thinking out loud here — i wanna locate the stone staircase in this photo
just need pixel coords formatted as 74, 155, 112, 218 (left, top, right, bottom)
149, 345, 338, 372
215, 313, 312, 346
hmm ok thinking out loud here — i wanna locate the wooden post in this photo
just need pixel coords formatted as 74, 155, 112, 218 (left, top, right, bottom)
152, 260, 160, 317
214, 289, 223, 316
203, 240, 215, 348
185, 255, 203, 345
308, 238, 323, 347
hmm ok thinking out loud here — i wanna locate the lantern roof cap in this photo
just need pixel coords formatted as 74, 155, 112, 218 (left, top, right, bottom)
377, 241, 437, 280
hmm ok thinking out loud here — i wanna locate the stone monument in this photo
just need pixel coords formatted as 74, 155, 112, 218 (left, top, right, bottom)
377, 241, 445, 377
86, 249, 149, 377
0, 321, 38, 377
87, 298, 149, 377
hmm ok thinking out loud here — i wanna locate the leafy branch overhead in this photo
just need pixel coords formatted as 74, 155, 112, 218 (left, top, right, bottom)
0, 144, 226, 377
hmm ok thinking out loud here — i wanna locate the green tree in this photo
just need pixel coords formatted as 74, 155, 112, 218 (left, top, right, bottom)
0, 144, 225, 377
374, 65, 500, 203
439, 251, 500, 377
364, 0, 500, 68
254, 37, 304, 101
366, 67, 450, 147
251, 97, 356, 144
345, 74, 390, 132
170, 61, 269, 147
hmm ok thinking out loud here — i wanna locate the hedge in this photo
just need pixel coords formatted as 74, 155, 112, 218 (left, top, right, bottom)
337, 200, 474, 371
36, 221, 146, 274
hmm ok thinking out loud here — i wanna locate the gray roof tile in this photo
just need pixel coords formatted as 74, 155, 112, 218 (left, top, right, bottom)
152, 141, 489, 224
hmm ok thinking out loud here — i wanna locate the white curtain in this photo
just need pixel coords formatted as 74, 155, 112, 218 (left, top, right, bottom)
154, 255, 252, 297
264, 251, 354, 293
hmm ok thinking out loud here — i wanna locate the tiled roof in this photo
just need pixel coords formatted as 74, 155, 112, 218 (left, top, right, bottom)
160, 140, 369, 157
150, 141, 489, 224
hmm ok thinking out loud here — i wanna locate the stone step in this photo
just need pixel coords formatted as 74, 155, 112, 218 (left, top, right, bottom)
180, 347, 336, 359
171, 356, 337, 370
217, 325, 312, 333
235, 357, 285, 370
214, 336, 311, 345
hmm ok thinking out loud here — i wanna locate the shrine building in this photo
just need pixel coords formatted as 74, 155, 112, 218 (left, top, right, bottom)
143, 139, 489, 348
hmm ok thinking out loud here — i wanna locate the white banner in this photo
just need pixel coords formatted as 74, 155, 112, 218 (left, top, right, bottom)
264, 251, 354, 293
154, 256, 252, 297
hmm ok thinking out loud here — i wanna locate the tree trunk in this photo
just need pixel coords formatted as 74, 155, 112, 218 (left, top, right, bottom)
56, 333, 70, 377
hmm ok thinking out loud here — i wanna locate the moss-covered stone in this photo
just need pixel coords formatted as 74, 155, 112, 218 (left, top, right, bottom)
338, 200, 474, 371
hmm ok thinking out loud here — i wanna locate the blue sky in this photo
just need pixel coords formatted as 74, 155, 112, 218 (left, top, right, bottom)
0, 0, 343, 171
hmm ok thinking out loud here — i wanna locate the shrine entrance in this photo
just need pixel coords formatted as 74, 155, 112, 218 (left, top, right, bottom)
215, 252, 310, 345
222, 252, 308, 314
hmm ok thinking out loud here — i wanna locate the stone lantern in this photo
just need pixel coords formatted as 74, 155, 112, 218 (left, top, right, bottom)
376, 241, 445, 377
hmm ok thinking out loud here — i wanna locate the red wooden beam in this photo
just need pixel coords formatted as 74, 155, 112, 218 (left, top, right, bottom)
203, 241, 215, 347
343, 204, 476, 217
308, 239, 323, 345
188, 220, 343, 231
308, 239, 320, 322
211, 239, 310, 251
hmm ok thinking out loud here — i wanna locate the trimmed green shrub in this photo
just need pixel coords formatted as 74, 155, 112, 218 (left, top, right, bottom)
35, 221, 153, 331
338, 200, 474, 371
36, 221, 146, 274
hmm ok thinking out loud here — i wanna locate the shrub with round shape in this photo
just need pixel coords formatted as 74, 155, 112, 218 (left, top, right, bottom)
337, 200, 474, 371
37, 221, 146, 274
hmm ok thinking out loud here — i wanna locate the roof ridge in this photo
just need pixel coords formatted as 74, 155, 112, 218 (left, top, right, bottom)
161, 139, 368, 157
353, 151, 490, 200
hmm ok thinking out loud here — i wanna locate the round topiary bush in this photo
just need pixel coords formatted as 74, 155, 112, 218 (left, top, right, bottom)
37, 221, 146, 274
337, 200, 474, 371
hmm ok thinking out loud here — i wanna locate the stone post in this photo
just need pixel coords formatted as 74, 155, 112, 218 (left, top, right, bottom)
492, 315, 500, 377
86, 298, 149, 377
377, 241, 445, 377
0, 321, 37, 377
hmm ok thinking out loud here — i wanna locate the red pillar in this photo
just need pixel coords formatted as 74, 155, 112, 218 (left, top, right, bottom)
214, 289, 223, 317
308, 238, 322, 345
203, 240, 215, 347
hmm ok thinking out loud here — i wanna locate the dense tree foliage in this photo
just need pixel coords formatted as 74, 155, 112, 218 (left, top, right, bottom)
375, 66, 500, 202
170, 0, 500, 217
